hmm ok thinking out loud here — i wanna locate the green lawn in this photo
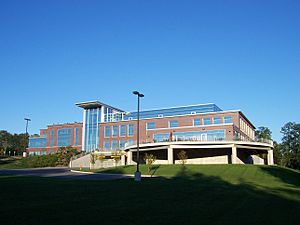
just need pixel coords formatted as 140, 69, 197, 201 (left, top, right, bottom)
1, 165, 300, 225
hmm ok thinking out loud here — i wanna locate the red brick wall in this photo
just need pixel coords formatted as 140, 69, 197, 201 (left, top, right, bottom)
27, 123, 83, 154
99, 111, 240, 149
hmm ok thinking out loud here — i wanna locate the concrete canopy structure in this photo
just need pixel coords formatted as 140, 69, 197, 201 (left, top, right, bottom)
126, 141, 274, 166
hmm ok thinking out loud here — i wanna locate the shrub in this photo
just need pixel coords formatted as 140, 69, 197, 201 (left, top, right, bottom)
19, 155, 58, 168
56, 146, 78, 166
177, 150, 188, 165
143, 153, 156, 176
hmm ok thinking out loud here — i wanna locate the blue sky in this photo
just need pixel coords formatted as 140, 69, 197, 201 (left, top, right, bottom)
0, 0, 299, 142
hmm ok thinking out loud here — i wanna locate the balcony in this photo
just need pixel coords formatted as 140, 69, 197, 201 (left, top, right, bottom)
124, 137, 273, 148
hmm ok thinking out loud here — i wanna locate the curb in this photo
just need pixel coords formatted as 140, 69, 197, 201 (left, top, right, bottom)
70, 170, 158, 178
70, 170, 95, 174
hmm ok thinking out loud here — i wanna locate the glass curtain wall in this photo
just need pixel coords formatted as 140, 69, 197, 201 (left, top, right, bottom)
84, 108, 101, 152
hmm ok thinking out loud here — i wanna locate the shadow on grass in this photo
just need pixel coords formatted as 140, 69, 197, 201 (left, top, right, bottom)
96, 166, 129, 174
260, 166, 300, 187
0, 157, 19, 166
0, 166, 300, 225
176, 164, 188, 177
150, 165, 160, 177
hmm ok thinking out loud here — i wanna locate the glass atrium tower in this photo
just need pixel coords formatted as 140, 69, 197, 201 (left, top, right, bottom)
76, 101, 125, 152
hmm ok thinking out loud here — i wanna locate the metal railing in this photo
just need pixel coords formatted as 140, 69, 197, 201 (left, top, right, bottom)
125, 137, 273, 148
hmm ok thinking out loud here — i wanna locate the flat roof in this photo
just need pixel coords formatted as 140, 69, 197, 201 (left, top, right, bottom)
75, 100, 125, 112
129, 103, 222, 113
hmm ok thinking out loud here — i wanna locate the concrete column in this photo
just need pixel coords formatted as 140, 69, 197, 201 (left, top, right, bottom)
127, 151, 133, 165
121, 154, 126, 166
267, 150, 274, 165
231, 145, 238, 164
168, 147, 173, 164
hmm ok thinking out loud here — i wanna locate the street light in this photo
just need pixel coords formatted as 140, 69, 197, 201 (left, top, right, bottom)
24, 118, 31, 135
24, 118, 31, 157
133, 91, 144, 182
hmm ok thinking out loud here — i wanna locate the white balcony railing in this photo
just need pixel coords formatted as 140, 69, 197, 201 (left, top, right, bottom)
124, 137, 273, 148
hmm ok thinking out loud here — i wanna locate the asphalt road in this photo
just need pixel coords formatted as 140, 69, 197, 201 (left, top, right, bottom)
0, 167, 131, 180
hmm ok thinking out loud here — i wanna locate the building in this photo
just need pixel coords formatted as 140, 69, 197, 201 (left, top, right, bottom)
27, 100, 274, 165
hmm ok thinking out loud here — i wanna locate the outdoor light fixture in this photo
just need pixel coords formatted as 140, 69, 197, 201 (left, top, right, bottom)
133, 91, 144, 182
24, 118, 31, 157
24, 118, 31, 135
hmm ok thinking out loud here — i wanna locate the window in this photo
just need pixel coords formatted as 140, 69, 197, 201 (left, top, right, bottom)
224, 116, 233, 124
203, 118, 211, 125
169, 120, 179, 128
128, 124, 134, 137
104, 126, 110, 138
112, 140, 118, 150
28, 137, 47, 148
214, 117, 222, 125
146, 122, 156, 130
57, 128, 71, 147
153, 133, 170, 142
193, 118, 201, 126
112, 126, 118, 137
42, 151, 47, 155
120, 125, 126, 137
120, 140, 126, 150
104, 141, 110, 150
155, 130, 226, 142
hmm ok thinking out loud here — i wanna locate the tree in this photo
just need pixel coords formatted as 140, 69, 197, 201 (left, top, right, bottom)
177, 150, 188, 165
280, 122, 300, 170
143, 153, 156, 176
90, 152, 97, 170
273, 141, 283, 165
56, 146, 78, 166
255, 127, 272, 141
0, 131, 29, 156
0, 130, 12, 155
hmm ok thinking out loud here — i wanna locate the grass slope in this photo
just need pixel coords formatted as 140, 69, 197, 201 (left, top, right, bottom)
1, 165, 300, 225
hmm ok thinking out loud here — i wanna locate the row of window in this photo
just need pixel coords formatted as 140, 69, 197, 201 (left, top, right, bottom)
29, 128, 80, 148
28, 149, 55, 156
104, 124, 134, 138
154, 130, 226, 142
103, 140, 135, 150
103, 116, 233, 138
146, 116, 233, 130
239, 119, 255, 140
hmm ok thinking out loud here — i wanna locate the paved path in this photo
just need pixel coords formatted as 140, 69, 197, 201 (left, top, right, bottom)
0, 167, 131, 180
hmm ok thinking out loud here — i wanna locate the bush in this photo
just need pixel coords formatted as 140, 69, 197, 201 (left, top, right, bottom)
19, 155, 58, 168
56, 146, 78, 166
177, 150, 188, 165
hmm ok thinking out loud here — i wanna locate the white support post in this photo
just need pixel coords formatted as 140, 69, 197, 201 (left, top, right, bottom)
267, 150, 274, 165
121, 154, 126, 166
127, 151, 133, 165
168, 147, 173, 165
231, 145, 238, 164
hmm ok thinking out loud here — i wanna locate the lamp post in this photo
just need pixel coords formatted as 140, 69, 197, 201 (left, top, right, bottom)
24, 118, 31, 135
133, 91, 144, 182
24, 118, 31, 157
